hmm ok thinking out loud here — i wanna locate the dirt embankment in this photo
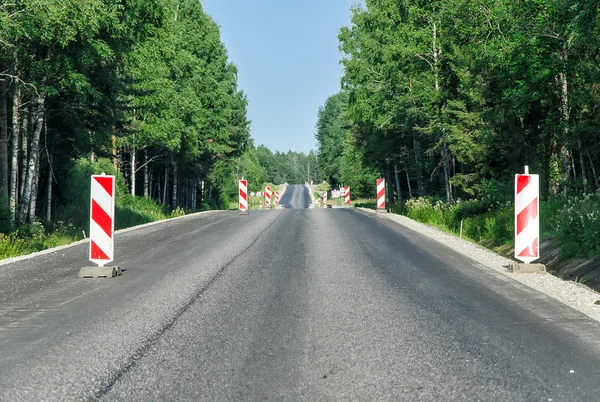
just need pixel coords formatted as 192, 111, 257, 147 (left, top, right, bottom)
539, 240, 600, 293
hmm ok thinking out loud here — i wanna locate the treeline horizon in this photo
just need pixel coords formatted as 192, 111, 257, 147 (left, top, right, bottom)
0, 0, 258, 232
316, 0, 600, 204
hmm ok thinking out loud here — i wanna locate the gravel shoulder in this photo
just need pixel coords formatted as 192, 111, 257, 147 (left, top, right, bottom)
356, 207, 600, 324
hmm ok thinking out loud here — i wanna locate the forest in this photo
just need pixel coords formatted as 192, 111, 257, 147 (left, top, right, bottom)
0, 0, 314, 257
315, 0, 600, 259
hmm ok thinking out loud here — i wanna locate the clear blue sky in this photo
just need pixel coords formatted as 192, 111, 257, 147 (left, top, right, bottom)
201, 0, 361, 155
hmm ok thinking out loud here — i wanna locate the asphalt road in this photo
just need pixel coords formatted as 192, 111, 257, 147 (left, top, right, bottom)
2, 184, 600, 401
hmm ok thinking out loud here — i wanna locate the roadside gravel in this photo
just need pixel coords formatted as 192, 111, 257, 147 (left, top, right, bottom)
357, 207, 600, 323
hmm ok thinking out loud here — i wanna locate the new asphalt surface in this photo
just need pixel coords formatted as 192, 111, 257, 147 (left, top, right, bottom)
1, 185, 600, 401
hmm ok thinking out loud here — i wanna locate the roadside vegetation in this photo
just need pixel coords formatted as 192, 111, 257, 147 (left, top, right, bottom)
0, 1, 321, 259
316, 0, 600, 266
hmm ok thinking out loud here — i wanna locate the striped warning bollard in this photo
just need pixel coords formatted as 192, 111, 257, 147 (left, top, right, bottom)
514, 166, 539, 264
377, 178, 386, 211
239, 179, 248, 215
259, 199, 263, 209
344, 186, 350, 206
275, 191, 280, 205
323, 191, 327, 208
265, 186, 272, 209
79, 174, 121, 278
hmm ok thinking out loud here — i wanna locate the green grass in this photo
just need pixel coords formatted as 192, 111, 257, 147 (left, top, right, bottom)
377, 194, 600, 260
1, 195, 187, 261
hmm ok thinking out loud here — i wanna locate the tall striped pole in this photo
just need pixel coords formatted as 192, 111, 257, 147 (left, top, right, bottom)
377, 178, 386, 210
344, 186, 350, 206
323, 191, 327, 208
265, 186, 272, 209
79, 174, 121, 278
239, 179, 248, 215
515, 166, 539, 263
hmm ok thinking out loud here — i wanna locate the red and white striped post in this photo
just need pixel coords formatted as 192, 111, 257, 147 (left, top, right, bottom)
515, 166, 540, 264
275, 191, 280, 205
323, 191, 327, 207
239, 179, 248, 214
80, 174, 121, 278
377, 178, 386, 210
344, 186, 350, 206
265, 186, 272, 209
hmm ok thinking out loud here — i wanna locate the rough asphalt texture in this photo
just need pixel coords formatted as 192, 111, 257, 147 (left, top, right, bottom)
1, 185, 600, 401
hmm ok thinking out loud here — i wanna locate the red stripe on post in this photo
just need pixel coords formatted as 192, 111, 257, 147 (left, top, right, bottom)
518, 237, 539, 258
94, 176, 114, 197
516, 175, 531, 195
516, 198, 538, 235
91, 240, 110, 260
92, 199, 113, 238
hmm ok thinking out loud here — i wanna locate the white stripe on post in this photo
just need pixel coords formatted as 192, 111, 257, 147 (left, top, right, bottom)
377, 179, 386, 209
265, 186, 271, 208
239, 180, 248, 211
514, 167, 540, 263
89, 174, 115, 267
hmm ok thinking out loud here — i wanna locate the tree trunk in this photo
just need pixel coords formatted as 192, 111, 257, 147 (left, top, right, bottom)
452, 157, 457, 200
157, 171, 162, 205
385, 162, 393, 207
9, 81, 20, 223
393, 163, 402, 203
0, 79, 8, 208
28, 149, 40, 223
19, 105, 29, 202
112, 129, 117, 170
558, 46, 570, 196
171, 159, 178, 209
20, 95, 44, 224
413, 137, 424, 196
29, 110, 45, 223
578, 141, 588, 193
162, 166, 168, 207
432, 22, 440, 92
191, 179, 197, 210
441, 141, 452, 203
405, 168, 413, 199
130, 143, 136, 196
46, 153, 52, 222
586, 149, 599, 191
143, 149, 149, 197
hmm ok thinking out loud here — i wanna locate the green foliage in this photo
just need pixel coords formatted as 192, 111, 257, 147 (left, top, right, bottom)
404, 197, 514, 248
332, 0, 600, 208
115, 195, 184, 230
56, 158, 127, 229
552, 195, 600, 258
0, 221, 80, 260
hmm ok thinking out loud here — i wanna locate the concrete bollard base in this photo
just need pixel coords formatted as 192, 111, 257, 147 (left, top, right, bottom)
508, 262, 546, 274
376, 209, 388, 214
239, 210, 249, 215
79, 266, 122, 278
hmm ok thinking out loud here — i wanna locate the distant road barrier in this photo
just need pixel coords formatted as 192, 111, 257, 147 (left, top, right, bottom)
239, 179, 248, 215
344, 186, 350, 206
265, 186, 272, 209
377, 179, 386, 211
